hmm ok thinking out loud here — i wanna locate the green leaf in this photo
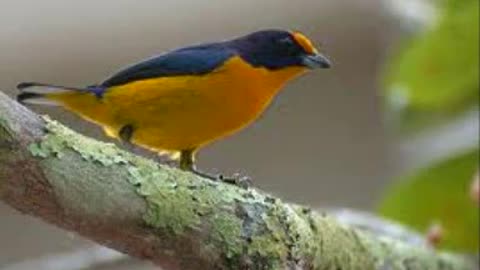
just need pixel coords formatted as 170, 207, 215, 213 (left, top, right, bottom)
378, 149, 479, 252
383, 0, 479, 130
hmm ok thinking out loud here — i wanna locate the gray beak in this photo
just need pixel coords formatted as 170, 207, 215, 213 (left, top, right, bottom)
302, 53, 331, 69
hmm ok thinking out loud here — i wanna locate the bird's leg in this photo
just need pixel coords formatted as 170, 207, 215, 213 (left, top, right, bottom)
179, 149, 215, 179
118, 124, 139, 153
179, 149, 252, 188
119, 124, 134, 143
179, 149, 214, 179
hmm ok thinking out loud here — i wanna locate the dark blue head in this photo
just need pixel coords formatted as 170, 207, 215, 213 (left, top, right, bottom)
229, 29, 331, 70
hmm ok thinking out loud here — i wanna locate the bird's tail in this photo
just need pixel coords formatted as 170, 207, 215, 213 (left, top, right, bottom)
17, 82, 102, 106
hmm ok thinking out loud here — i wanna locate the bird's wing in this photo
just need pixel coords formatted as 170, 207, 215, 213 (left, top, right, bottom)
100, 44, 236, 88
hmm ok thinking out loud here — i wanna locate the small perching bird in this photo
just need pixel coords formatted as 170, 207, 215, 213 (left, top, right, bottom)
17, 29, 330, 185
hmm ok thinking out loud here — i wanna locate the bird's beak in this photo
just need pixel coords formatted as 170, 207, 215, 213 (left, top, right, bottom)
302, 53, 331, 69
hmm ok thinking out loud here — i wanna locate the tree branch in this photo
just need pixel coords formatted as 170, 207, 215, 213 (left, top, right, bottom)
0, 92, 474, 270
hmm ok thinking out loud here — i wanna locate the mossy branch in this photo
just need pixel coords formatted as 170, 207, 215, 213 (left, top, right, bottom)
0, 92, 474, 270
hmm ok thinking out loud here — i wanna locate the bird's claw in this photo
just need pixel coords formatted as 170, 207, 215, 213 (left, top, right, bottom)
188, 167, 252, 189
218, 173, 252, 189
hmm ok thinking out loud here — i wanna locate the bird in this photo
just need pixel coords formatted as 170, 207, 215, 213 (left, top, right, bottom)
17, 29, 331, 186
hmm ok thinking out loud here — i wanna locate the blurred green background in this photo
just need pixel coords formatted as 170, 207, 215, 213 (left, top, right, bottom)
0, 0, 478, 269
379, 0, 478, 252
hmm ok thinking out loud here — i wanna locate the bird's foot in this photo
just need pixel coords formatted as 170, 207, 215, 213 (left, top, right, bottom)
190, 169, 252, 189
218, 173, 252, 189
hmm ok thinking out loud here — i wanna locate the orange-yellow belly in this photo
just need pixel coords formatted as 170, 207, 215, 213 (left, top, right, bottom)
52, 57, 306, 153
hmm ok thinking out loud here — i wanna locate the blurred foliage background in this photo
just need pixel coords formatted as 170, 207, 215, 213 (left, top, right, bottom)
383, 0, 479, 130
0, 0, 478, 269
379, 0, 479, 252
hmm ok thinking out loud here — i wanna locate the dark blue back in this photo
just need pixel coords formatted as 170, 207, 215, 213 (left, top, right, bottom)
100, 43, 235, 87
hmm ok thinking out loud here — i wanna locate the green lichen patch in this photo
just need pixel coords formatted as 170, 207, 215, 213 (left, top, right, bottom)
209, 212, 243, 259
228, 197, 307, 268
128, 163, 204, 234
29, 116, 128, 166
248, 232, 288, 257
305, 215, 383, 269
247, 234, 287, 269
127, 156, 246, 235
244, 200, 324, 268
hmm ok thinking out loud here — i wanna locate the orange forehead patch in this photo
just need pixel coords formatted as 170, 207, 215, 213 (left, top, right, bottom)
292, 32, 317, 55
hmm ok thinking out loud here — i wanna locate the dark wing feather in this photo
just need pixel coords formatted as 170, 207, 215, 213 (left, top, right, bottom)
100, 43, 235, 87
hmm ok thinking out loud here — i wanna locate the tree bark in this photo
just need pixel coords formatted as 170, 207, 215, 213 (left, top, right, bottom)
0, 92, 474, 270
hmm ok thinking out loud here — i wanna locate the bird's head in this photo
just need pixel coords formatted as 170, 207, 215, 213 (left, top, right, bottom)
230, 29, 331, 71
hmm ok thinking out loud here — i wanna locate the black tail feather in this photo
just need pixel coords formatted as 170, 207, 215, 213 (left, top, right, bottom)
17, 82, 44, 90
17, 92, 43, 104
